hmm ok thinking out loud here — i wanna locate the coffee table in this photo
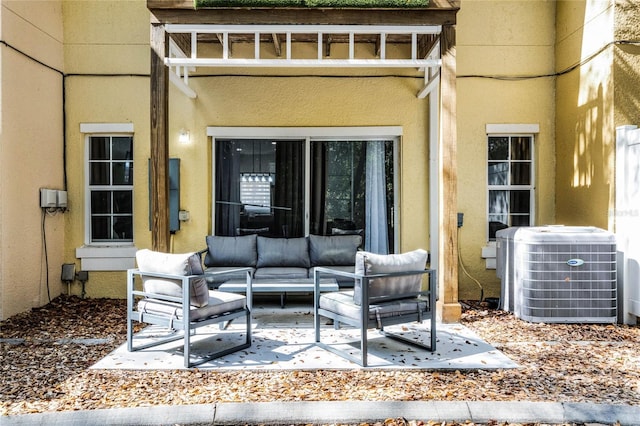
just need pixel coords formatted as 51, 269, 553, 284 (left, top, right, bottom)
218, 278, 339, 308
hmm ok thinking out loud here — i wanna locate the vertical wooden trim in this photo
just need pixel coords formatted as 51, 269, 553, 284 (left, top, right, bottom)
150, 23, 170, 252
439, 24, 461, 323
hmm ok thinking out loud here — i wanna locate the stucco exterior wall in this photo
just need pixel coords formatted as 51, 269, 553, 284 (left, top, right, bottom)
456, 0, 557, 300
555, 0, 615, 229
0, 1, 65, 319
62, 0, 150, 298
613, 1, 640, 127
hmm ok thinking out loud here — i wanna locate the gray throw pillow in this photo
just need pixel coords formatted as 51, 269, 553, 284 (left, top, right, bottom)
353, 249, 428, 305
309, 234, 362, 266
257, 237, 310, 268
204, 234, 257, 267
136, 249, 209, 307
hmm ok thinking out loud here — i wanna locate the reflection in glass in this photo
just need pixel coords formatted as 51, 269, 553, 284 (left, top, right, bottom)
511, 215, 530, 227
511, 163, 531, 185
510, 190, 530, 213
488, 137, 508, 160
112, 216, 132, 239
90, 137, 109, 160
488, 162, 508, 185
511, 137, 531, 160
489, 190, 508, 214
91, 191, 111, 214
113, 162, 133, 185
90, 163, 110, 185
215, 139, 303, 238
91, 217, 110, 240
113, 191, 132, 213
112, 137, 133, 160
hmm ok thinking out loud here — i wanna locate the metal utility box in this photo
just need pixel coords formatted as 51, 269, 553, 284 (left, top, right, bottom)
512, 226, 617, 323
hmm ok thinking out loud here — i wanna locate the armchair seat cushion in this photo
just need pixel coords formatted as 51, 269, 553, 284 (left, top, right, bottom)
136, 249, 209, 307
137, 290, 246, 322
319, 290, 428, 323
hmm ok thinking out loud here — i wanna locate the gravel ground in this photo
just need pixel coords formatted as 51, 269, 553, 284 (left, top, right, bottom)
1, 295, 638, 421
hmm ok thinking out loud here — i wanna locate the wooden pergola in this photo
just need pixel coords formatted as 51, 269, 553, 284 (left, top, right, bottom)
146, 0, 462, 322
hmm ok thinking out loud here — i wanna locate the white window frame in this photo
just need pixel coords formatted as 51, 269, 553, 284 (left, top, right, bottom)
81, 123, 135, 247
486, 124, 538, 242
207, 126, 401, 251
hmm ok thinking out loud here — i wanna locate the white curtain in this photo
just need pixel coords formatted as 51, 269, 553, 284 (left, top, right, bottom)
365, 141, 389, 254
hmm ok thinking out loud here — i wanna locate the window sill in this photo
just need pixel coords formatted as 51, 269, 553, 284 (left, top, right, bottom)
76, 245, 138, 271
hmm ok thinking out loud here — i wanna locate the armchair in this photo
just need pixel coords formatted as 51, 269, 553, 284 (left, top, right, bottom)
314, 249, 436, 367
127, 249, 253, 368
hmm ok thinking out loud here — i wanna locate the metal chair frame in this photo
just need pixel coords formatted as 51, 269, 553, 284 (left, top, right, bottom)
314, 266, 436, 367
127, 268, 253, 368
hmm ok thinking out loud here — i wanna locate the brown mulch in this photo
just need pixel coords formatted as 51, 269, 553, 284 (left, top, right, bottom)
1, 295, 638, 420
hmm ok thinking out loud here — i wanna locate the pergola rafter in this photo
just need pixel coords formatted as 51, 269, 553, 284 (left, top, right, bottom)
165, 24, 443, 99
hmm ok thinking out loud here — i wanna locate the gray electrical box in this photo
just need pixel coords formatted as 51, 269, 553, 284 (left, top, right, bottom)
149, 158, 180, 233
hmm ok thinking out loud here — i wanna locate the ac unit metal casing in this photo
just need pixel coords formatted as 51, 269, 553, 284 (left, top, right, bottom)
495, 227, 521, 312
512, 226, 617, 323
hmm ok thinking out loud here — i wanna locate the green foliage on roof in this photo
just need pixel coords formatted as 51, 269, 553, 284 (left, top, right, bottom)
194, 0, 430, 8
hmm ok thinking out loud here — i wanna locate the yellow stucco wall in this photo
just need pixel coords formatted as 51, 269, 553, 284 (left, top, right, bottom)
555, 0, 615, 229
456, 0, 557, 300
0, 1, 65, 319
613, 1, 640, 127
62, 0, 150, 299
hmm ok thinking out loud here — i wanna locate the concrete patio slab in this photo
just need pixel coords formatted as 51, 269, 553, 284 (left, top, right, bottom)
92, 300, 518, 370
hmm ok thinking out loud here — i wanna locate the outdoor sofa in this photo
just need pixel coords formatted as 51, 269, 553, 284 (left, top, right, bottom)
202, 234, 362, 288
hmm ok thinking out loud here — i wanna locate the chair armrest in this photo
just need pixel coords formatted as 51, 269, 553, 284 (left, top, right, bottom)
314, 266, 359, 280
313, 266, 437, 306
128, 268, 199, 305
204, 266, 254, 278
314, 266, 435, 281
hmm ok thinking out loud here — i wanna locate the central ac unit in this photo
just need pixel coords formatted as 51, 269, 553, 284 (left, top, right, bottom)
511, 226, 617, 323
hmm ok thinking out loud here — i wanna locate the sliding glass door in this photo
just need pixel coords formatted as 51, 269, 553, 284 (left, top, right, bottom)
213, 133, 397, 253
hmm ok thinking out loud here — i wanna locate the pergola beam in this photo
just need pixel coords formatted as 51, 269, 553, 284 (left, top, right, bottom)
150, 23, 171, 252
438, 24, 461, 322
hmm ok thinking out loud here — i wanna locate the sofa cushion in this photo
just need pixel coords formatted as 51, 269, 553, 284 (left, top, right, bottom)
136, 249, 209, 307
353, 249, 428, 305
204, 234, 257, 267
309, 234, 361, 266
204, 266, 255, 286
256, 237, 310, 268
254, 267, 309, 280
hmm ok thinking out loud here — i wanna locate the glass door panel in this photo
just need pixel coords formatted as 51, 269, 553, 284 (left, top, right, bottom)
311, 140, 395, 254
215, 139, 305, 237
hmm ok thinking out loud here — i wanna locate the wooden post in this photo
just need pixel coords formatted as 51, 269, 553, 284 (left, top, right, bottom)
438, 24, 461, 323
150, 23, 170, 252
